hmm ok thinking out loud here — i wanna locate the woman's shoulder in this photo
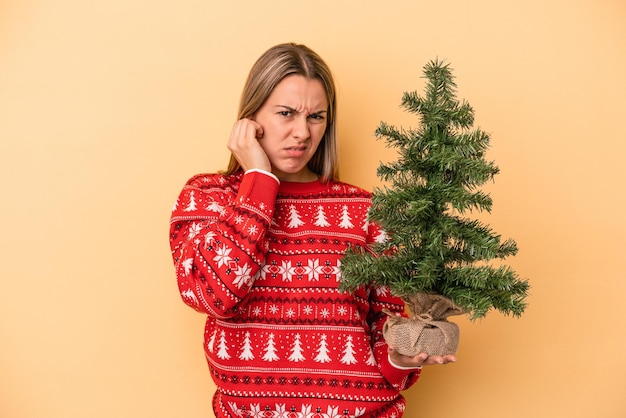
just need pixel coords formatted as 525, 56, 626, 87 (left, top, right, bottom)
172, 172, 244, 218
184, 172, 244, 191
324, 179, 372, 198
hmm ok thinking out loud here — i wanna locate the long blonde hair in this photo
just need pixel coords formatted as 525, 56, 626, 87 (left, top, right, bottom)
223, 43, 339, 182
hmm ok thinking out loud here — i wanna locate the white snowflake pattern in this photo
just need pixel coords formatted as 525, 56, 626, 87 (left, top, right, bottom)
188, 222, 202, 239
181, 258, 193, 276
234, 215, 244, 224
274, 404, 289, 418
280, 261, 293, 282
337, 306, 348, 316
308, 259, 321, 281
249, 404, 263, 418
252, 306, 262, 316
232, 263, 253, 289
181, 289, 198, 305
213, 245, 232, 268
298, 404, 314, 418
232, 403, 367, 418
206, 201, 224, 214
322, 406, 340, 418
269, 304, 279, 314
375, 229, 388, 243
285, 308, 295, 318
227, 402, 241, 417
247, 225, 259, 236
303, 305, 313, 315
320, 308, 330, 318
375, 286, 390, 297
204, 231, 217, 247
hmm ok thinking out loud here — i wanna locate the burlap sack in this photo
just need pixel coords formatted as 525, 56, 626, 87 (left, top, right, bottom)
383, 293, 465, 357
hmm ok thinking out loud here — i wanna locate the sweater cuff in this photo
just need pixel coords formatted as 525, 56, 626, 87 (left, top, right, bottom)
244, 168, 280, 184
379, 350, 421, 387
388, 353, 422, 370
236, 170, 280, 223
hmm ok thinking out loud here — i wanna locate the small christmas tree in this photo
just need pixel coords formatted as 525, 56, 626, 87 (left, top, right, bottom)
340, 59, 529, 355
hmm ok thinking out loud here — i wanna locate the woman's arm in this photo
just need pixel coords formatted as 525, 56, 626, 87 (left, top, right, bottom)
169, 170, 279, 317
364, 222, 456, 390
367, 286, 422, 391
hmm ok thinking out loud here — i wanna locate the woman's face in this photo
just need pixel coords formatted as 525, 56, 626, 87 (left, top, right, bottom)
253, 75, 328, 182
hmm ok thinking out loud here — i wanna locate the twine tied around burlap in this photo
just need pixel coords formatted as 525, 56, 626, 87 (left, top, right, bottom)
383, 293, 466, 357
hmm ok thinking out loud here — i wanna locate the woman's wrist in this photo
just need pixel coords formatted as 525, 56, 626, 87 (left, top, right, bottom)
244, 168, 279, 184
388, 353, 422, 370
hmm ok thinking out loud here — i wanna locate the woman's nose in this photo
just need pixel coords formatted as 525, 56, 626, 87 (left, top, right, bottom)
292, 114, 310, 139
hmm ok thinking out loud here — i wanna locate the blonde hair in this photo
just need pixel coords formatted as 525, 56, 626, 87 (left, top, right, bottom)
223, 43, 339, 182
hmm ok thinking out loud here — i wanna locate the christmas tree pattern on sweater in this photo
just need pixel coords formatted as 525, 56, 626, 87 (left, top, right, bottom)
170, 171, 419, 418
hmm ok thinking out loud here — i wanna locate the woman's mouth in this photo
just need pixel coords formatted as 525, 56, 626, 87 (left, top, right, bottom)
285, 145, 307, 157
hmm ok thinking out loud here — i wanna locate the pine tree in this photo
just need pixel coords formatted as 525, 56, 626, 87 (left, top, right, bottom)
216, 330, 230, 360
207, 329, 217, 353
340, 59, 529, 321
288, 205, 305, 228
288, 333, 306, 362
239, 331, 255, 360
338, 205, 354, 229
340, 335, 357, 365
184, 191, 197, 212
314, 205, 331, 227
262, 333, 280, 362
314, 334, 331, 363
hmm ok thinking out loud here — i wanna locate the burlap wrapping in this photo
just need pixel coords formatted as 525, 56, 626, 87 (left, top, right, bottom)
383, 293, 465, 357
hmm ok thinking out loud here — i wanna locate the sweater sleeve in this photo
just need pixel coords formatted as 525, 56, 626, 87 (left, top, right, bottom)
365, 222, 422, 391
169, 171, 279, 318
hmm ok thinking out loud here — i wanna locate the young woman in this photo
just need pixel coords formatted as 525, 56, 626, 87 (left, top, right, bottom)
169, 43, 455, 418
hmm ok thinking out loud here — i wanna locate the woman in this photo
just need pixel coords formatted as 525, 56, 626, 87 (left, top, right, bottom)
169, 42, 455, 418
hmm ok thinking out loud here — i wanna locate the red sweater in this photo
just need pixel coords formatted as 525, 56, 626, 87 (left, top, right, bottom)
169, 171, 420, 418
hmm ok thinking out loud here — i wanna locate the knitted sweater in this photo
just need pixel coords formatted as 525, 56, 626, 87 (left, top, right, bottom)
169, 170, 420, 418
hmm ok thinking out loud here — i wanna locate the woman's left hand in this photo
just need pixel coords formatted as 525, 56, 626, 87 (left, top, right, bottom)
388, 347, 457, 368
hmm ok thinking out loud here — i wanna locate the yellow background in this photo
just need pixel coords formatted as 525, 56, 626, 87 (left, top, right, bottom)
2, 1, 625, 417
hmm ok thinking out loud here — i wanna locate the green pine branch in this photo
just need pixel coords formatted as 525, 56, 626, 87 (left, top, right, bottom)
339, 59, 529, 320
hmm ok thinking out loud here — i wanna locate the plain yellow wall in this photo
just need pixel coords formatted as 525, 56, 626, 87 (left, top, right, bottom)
2, 1, 625, 417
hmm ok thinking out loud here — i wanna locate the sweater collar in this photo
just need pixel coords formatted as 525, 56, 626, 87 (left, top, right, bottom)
278, 179, 329, 196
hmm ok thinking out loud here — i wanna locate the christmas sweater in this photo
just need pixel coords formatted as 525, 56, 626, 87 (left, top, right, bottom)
169, 170, 420, 418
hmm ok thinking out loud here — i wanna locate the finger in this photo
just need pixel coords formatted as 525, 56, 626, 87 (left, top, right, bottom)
415, 352, 428, 364
389, 348, 428, 367
255, 124, 264, 139
444, 354, 457, 363
229, 119, 259, 149
227, 119, 271, 172
421, 353, 456, 365
245, 118, 264, 140
228, 120, 246, 146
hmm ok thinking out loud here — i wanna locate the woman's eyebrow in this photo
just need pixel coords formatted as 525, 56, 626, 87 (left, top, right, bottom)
275, 105, 327, 114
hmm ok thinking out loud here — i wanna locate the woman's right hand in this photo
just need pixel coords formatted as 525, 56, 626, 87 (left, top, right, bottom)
227, 118, 271, 173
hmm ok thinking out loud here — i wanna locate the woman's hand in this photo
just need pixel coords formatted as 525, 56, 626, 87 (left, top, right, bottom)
388, 347, 457, 368
227, 118, 271, 172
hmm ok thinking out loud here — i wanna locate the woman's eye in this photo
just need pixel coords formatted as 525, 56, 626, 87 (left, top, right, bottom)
308, 113, 325, 123
278, 110, 292, 117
